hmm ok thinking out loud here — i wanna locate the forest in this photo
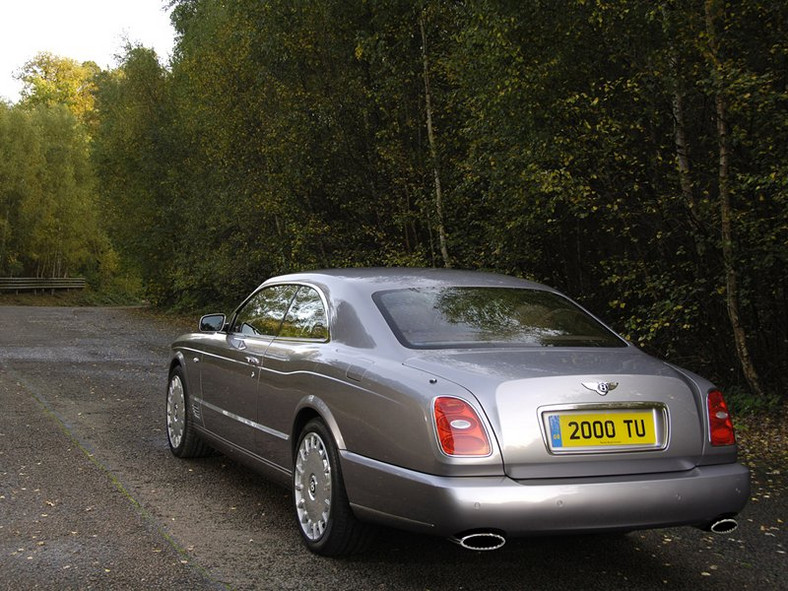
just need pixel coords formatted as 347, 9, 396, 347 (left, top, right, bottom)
0, 0, 786, 405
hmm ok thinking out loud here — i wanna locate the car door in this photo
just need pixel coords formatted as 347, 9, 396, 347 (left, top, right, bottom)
257, 285, 330, 469
199, 284, 299, 452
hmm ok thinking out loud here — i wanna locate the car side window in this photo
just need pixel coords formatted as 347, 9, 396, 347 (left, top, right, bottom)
232, 285, 299, 336
278, 286, 329, 340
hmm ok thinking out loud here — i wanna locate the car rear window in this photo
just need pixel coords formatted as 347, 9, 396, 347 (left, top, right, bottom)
374, 287, 626, 349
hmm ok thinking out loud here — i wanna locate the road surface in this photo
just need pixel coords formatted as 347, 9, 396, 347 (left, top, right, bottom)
0, 306, 784, 590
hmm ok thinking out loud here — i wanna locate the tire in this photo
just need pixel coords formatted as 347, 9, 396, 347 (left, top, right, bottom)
166, 366, 210, 458
293, 419, 372, 556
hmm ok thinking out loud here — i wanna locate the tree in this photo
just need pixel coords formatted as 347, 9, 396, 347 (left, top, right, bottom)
420, 8, 451, 268
0, 102, 106, 278
88, 0, 786, 398
0, 104, 41, 275
17, 52, 100, 123
701, 0, 772, 398
92, 45, 176, 302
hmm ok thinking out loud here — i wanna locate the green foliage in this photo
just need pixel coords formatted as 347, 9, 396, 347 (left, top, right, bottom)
724, 385, 782, 417
91, 45, 179, 304
0, 101, 110, 281
17, 52, 100, 123
82, 0, 786, 397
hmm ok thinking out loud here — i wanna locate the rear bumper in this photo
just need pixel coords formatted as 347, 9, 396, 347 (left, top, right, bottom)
341, 452, 750, 537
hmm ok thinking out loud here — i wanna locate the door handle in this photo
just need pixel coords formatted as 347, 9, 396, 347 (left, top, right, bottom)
246, 356, 260, 365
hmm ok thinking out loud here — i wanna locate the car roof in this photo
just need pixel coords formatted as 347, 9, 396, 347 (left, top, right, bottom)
263, 267, 551, 295
258, 268, 559, 350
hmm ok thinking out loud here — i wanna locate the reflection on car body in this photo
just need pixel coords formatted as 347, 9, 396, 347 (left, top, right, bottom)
166, 268, 749, 555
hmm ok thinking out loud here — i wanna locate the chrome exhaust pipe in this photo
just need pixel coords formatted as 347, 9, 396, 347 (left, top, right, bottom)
698, 517, 738, 534
450, 531, 506, 551
708, 518, 738, 534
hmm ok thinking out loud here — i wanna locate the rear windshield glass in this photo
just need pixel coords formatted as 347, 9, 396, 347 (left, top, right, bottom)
374, 287, 626, 349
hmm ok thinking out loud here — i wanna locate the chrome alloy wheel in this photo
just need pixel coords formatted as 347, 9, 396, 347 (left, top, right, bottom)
294, 431, 333, 541
166, 374, 186, 450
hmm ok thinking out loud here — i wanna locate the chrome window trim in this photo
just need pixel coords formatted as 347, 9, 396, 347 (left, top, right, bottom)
257, 281, 332, 343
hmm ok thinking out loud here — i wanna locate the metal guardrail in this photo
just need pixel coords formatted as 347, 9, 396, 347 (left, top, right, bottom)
0, 277, 87, 294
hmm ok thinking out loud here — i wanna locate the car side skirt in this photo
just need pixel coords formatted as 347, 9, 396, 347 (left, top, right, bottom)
194, 425, 292, 489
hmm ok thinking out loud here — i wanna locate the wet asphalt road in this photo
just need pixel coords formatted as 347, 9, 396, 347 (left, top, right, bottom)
0, 306, 785, 590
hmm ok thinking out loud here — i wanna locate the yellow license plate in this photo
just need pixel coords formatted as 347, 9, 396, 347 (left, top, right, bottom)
548, 410, 656, 448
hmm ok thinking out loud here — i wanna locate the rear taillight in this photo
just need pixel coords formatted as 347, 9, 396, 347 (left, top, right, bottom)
707, 389, 736, 446
433, 396, 491, 456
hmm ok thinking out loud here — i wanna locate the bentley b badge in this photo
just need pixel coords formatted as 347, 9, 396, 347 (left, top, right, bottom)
582, 381, 619, 396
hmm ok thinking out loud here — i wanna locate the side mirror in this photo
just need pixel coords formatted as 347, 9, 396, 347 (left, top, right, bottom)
199, 313, 227, 332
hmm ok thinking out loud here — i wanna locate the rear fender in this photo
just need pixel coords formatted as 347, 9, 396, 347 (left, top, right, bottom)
292, 394, 346, 451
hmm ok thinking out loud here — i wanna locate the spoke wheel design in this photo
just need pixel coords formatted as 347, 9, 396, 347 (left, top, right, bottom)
166, 374, 186, 450
294, 431, 332, 541
165, 366, 209, 458
292, 419, 372, 556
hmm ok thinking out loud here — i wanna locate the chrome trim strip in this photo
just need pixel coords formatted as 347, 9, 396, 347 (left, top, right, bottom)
195, 396, 289, 441
199, 349, 253, 366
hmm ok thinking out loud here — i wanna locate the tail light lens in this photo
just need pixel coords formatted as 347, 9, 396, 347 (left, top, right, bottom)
433, 396, 491, 456
707, 389, 736, 446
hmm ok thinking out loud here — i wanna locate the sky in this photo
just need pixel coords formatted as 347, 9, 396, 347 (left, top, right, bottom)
0, 0, 176, 103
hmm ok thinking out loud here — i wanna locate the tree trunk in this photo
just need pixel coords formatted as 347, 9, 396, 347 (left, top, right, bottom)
704, 0, 765, 397
419, 10, 451, 268
660, 6, 704, 234
671, 80, 696, 211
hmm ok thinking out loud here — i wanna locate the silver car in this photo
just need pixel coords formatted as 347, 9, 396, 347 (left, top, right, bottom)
165, 268, 749, 555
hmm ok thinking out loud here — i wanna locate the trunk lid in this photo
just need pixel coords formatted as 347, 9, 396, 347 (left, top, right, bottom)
404, 347, 705, 479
